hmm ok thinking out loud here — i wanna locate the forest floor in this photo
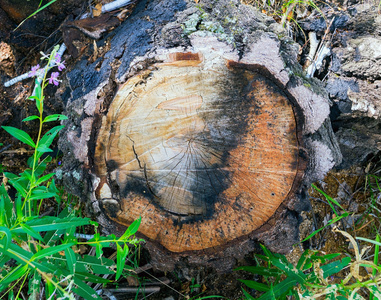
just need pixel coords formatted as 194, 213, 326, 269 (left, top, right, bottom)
0, 0, 380, 299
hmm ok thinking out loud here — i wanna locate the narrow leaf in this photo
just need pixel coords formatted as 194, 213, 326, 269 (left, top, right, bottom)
28, 270, 41, 300
12, 216, 90, 233
120, 216, 141, 240
20, 223, 43, 242
242, 288, 256, 300
29, 191, 57, 201
37, 126, 64, 159
8, 179, 27, 197
35, 173, 55, 186
31, 243, 74, 261
36, 145, 53, 153
258, 277, 298, 300
72, 277, 102, 300
321, 257, 351, 278
235, 266, 282, 277
0, 264, 28, 289
2, 126, 36, 148
23, 115, 39, 122
75, 272, 112, 284
302, 213, 348, 242
65, 247, 76, 274
116, 243, 128, 280
239, 279, 270, 292
43, 114, 68, 123
0, 227, 11, 252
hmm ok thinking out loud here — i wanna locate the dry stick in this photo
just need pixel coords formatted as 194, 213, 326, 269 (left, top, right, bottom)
304, 32, 319, 70
306, 17, 335, 78
3, 0, 135, 88
0, 144, 12, 153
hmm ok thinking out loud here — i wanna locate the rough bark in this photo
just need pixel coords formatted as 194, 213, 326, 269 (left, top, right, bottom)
57, 0, 341, 271
300, 3, 381, 169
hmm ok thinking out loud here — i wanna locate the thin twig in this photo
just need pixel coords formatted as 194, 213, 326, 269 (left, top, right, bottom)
4, 0, 135, 87
0, 144, 12, 153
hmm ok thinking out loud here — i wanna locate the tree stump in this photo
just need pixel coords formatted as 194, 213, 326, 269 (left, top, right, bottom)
58, 0, 342, 270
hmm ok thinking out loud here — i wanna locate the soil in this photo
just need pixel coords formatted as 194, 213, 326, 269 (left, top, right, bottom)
0, 0, 380, 299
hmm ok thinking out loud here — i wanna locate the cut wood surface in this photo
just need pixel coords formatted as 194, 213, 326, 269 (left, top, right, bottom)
58, 0, 342, 269
94, 48, 303, 252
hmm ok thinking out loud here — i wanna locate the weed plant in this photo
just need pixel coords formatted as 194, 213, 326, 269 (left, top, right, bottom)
237, 177, 381, 299
0, 45, 143, 299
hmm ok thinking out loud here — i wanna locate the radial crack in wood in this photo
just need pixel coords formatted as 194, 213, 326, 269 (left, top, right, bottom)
94, 46, 304, 253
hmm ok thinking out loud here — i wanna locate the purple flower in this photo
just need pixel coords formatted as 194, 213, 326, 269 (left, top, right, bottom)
53, 53, 65, 71
57, 61, 65, 71
54, 53, 61, 63
49, 72, 60, 86
29, 64, 40, 77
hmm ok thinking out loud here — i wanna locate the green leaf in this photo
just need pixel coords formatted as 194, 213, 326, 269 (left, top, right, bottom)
65, 247, 76, 274
31, 243, 74, 261
75, 272, 112, 284
44, 229, 65, 246
23, 115, 39, 122
43, 114, 68, 123
37, 126, 64, 159
0, 185, 12, 222
116, 243, 129, 280
2, 126, 36, 148
28, 270, 41, 300
321, 257, 351, 278
120, 216, 141, 240
45, 280, 55, 300
12, 216, 91, 233
73, 277, 102, 300
242, 288, 256, 300
29, 190, 57, 201
15, 195, 23, 220
20, 223, 43, 242
373, 235, 380, 278
28, 95, 40, 101
35, 173, 55, 186
235, 266, 282, 277
0, 265, 29, 291
0, 227, 11, 252
302, 212, 349, 242
266, 252, 306, 285
257, 277, 298, 300
15, 0, 57, 30
8, 178, 27, 197
312, 184, 345, 213
239, 279, 270, 292
76, 255, 114, 275
36, 145, 53, 153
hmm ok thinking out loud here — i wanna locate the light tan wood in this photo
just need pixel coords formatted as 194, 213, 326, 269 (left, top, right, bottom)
94, 51, 301, 252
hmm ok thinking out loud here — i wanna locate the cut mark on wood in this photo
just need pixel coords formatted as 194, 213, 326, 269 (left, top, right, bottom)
157, 95, 203, 112
164, 52, 203, 66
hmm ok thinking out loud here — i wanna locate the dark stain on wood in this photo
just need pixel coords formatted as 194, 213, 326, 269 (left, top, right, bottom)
94, 51, 306, 253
